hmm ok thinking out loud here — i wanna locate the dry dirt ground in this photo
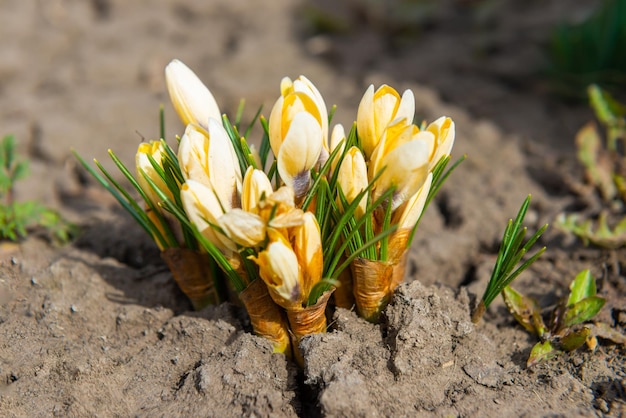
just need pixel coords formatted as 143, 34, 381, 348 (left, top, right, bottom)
1, 1, 625, 417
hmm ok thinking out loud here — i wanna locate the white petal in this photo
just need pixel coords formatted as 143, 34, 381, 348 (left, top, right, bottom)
165, 59, 221, 130
218, 209, 266, 247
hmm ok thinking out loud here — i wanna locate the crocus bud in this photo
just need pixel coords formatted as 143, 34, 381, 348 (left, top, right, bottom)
357, 84, 415, 159
336, 146, 368, 218
180, 180, 235, 253
136, 140, 173, 206
178, 120, 242, 211
292, 212, 323, 298
329, 123, 346, 175
165, 59, 221, 130
241, 166, 274, 213
250, 228, 302, 304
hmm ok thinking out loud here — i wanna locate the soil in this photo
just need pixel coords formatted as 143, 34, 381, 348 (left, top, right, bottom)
1, 0, 625, 417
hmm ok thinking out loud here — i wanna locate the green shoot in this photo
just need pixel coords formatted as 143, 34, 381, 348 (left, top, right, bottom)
502, 269, 622, 368
0, 135, 76, 243
471, 195, 548, 323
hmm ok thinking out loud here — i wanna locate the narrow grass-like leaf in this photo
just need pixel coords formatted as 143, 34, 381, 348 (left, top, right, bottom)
308, 278, 338, 306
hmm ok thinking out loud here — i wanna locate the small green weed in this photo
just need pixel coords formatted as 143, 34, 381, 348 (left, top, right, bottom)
0, 135, 76, 243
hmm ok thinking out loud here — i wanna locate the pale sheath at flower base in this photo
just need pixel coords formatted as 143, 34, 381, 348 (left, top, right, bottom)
165, 59, 222, 130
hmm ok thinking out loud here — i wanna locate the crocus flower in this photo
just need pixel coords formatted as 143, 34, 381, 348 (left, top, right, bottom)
356, 84, 415, 159
336, 146, 368, 218
269, 76, 327, 198
165, 59, 221, 130
250, 228, 302, 304
135, 140, 174, 206
291, 212, 323, 299
180, 179, 235, 254
178, 120, 242, 211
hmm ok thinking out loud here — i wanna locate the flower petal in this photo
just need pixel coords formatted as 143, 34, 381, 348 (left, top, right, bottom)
165, 59, 221, 130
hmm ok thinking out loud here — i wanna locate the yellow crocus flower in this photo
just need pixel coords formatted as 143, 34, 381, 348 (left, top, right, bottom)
336, 146, 368, 219
135, 140, 174, 206
180, 180, 235, 254
250, 228, 303, 305
356, 84, 415, 159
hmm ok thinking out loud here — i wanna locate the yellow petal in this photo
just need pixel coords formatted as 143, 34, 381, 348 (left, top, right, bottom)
426, 116, 455, 170
242, 166, 274, 213
218, 209, 266, 247
178, 121, 242, 211
374, 140, 430, 211
250, 229, 302, 303
277, 112, 323, 198
136, 141, 173, 205
292, 212, 323, 297
178, 124, 211, 186
165, 59, 221, 130
180, 180, 235, 252
329, 123, 346, 174
337, 146, 368, 218
357, 84, 415, 159
395, 172, 433, 230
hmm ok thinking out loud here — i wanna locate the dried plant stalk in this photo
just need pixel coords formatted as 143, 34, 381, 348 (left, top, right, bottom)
286, 290, 333, 366
239, 278, 292, 355
161, 248, 220, 310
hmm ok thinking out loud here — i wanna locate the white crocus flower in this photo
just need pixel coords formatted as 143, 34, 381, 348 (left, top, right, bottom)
165, 59, 221, 130
178, 120, 242, 211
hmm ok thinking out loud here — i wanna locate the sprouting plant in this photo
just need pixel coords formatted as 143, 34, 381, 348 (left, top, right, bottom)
556, 85, 626, 248
503, 269, 624, 367
0, 134, 76, 243
471, 195, 547, 323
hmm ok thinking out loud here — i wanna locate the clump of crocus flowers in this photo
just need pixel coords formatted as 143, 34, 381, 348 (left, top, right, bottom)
75, 59, 460, 365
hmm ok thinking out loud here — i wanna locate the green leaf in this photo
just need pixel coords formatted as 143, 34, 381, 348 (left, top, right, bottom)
502, 286, 546, 337
527, 340, 558, 368
559, 327, 591, 352
563, 296, 606, 327
567, 269, 596, 306
308, 278, 338, 306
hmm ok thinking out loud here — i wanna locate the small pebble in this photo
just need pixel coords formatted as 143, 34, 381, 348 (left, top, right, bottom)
171, 356, 178, 365
30, 277, 37, 286
70, 305, 77, 313
10, 257, 18, 265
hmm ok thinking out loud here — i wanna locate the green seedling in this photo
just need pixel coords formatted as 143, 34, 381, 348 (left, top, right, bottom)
503, 269, 624, 367
471, 195, 547, 323
0, 134, 75, 243
556, 85, 626, 248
